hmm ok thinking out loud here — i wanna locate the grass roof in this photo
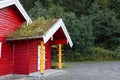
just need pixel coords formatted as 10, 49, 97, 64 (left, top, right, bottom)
7, 18, 57, 40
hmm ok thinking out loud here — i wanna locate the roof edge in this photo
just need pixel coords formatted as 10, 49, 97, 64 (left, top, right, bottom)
43, 18, 73, 47
6, 36, 43, 41
60, 19, 73, 47
0, 0, 32, 24
43, 19, 61, 43
0, 0, 14, 9
13, 0, 32, 24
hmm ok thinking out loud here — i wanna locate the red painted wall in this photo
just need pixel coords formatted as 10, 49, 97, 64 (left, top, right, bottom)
13, 39, 52, 75
29, 40, 39, 73
45, 41, 52, 69
0, 42, 13, 76
0, 6, 25, 41
29, 40, 52, 72
0, 39, 52, 76
13, 41, 29, 75
0, 5, 25, 76
53, 27, 67, 40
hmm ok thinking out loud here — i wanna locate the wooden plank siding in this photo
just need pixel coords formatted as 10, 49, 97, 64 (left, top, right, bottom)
0, 42, 13, 76
13, 41, 29, 75
0, 6, 25, 41
29, 40, 52, 73
0, 6, 26, 76
45, 41, 52, 69
0, 39, 53, 76
29, 40, 39, 73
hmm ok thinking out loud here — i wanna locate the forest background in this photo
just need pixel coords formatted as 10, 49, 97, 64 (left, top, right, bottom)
20, 0, 120, 61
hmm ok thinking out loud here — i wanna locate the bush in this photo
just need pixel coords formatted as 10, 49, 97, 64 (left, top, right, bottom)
64, 47, 120, 62
89, 47, 115, 61
64, 47, 119, 62
114, 46, 120, 60
63, 50, 84, 62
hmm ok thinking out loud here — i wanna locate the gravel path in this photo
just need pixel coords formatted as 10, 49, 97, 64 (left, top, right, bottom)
0, 62, 120, 80
47, 62, 120, 80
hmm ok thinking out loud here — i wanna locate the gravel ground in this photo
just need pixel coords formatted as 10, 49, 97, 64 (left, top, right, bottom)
0, 62, 120, 80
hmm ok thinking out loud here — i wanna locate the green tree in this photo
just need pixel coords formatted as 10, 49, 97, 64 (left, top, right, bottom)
62, 13, 94, 54
109, 0, 120, 19
20, 0, 36, 11
45, 5, 64, 18
89, 2, 120, 50
28, 1, 47, 20
55, 0, 94, 16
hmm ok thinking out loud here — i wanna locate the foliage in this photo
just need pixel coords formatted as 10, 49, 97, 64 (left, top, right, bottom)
21, 0, 120, 61
64, 47, 120, 62
114, 46, 120, 59
45, 5, 64, 18
89, 47, 115, 61
53, 0, 93, 16
20, 0, 35, 11
76, 15, 93, 54
89, 47, 120, 61
89, 2, 120, 50
28, 1, 65, 20
28, 1, 47, 20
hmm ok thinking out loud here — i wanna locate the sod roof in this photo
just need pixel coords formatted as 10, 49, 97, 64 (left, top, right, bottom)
7, 18, 57, 40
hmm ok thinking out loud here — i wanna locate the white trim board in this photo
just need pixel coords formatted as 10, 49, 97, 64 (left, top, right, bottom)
43, 18, 73, 47
0, 0, 32, 24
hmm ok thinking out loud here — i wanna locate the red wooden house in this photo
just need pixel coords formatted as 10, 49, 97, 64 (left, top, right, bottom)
0, 0, 31, 76
0, 0, 73, 76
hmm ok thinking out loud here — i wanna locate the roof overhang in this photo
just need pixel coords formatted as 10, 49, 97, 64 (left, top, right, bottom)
6, 18, 73, 47
0, 0, 32, 24
43, 18, 73, 47
6, 36, 43, 41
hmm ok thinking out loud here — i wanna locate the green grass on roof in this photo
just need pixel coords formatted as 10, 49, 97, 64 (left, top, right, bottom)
8, 18, 57, 39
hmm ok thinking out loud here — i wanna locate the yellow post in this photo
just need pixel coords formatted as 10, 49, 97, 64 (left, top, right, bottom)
58, 44, 62, 69
40, 41, 45, 74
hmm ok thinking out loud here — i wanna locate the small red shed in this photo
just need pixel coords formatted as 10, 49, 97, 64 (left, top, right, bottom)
0, 0, 73, 76
0, 0, 31, 76
7, 18, 73, 75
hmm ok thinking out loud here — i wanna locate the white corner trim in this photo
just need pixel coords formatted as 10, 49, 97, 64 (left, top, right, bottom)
60, 19, 73, 47
0, 0, 32, 24
0, 42, 2, 58
13, 0, 32, 24
43, 18, 73, 47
